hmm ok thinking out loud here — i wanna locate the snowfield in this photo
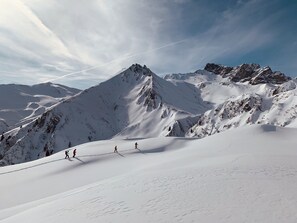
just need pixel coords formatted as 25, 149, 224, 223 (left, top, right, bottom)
1, 124, 297, 222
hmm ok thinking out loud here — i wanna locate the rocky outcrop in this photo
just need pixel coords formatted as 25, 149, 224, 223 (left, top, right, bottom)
128, 64, 153, 77
230, 64, 260, 82
204, 63, 291, 85
187, 94, 264, 138
204, 63, 233, 77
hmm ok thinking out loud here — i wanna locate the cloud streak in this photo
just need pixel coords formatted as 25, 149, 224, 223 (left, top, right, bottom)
0, 0, 295, 88
45, 38, 188, 83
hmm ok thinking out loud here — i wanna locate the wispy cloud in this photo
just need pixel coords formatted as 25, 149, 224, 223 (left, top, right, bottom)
0, 0, 295, 88
45, 38, 189, 83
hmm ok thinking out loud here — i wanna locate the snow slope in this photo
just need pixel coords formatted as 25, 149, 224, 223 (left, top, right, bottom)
1, 124, 297, 222
0, 82, 80, 129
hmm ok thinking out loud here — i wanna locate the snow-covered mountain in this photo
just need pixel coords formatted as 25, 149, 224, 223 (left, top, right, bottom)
0, 82, 80, 130
1, 63, 296, 166
165, 63, 297, 138
0, 64, 209, 165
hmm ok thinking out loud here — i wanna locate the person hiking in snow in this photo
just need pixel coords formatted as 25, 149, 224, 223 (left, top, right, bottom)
65, 150, 70, 159
135, 142, 138, 149
45, 150, 50, 157
114, 145, 118, 153
73, 149, 77, 158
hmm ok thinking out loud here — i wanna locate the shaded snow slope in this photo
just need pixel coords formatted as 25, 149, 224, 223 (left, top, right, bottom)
1, 125, 297, 222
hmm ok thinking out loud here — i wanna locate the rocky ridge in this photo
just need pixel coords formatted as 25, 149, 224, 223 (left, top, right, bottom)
204, 63, 290, 85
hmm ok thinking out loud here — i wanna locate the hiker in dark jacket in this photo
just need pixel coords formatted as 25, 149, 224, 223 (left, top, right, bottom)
73, 149, 77, 158
45, 150, 50, 157
114, 145, 118, 153
65, 150, 70, 159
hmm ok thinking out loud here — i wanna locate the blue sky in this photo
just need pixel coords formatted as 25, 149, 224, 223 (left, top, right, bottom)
0, 0, 296, 89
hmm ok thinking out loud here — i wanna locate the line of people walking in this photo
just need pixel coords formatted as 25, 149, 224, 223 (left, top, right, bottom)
114, 142, 138, 153
65, 142, 138, 159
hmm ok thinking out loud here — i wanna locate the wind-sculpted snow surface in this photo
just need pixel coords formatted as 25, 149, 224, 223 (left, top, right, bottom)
1, 125, 297, 222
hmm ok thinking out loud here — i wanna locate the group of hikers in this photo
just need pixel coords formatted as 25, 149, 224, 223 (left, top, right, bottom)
65, 148, 76, 159
114, 142, 138, 153
64, 142, 138, 159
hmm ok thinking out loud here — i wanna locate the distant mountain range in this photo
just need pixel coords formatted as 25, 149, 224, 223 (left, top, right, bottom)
0, 63, 296, 165
0, 82, 80, 131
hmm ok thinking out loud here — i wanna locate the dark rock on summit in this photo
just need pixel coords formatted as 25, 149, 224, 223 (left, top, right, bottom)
204, 63, 291, 85
204, 63, 233, 77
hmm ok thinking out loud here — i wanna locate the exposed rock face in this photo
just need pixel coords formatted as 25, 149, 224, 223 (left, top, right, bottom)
187, 94, 263, 138
204, 63, 233, 77
231, 64, 260, 82
204, 63, 291, 85
128, 64, 153, 77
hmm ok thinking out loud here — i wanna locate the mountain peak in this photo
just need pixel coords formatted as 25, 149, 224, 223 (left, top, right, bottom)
127, 64, 153, 76
113, 64, 155, 85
